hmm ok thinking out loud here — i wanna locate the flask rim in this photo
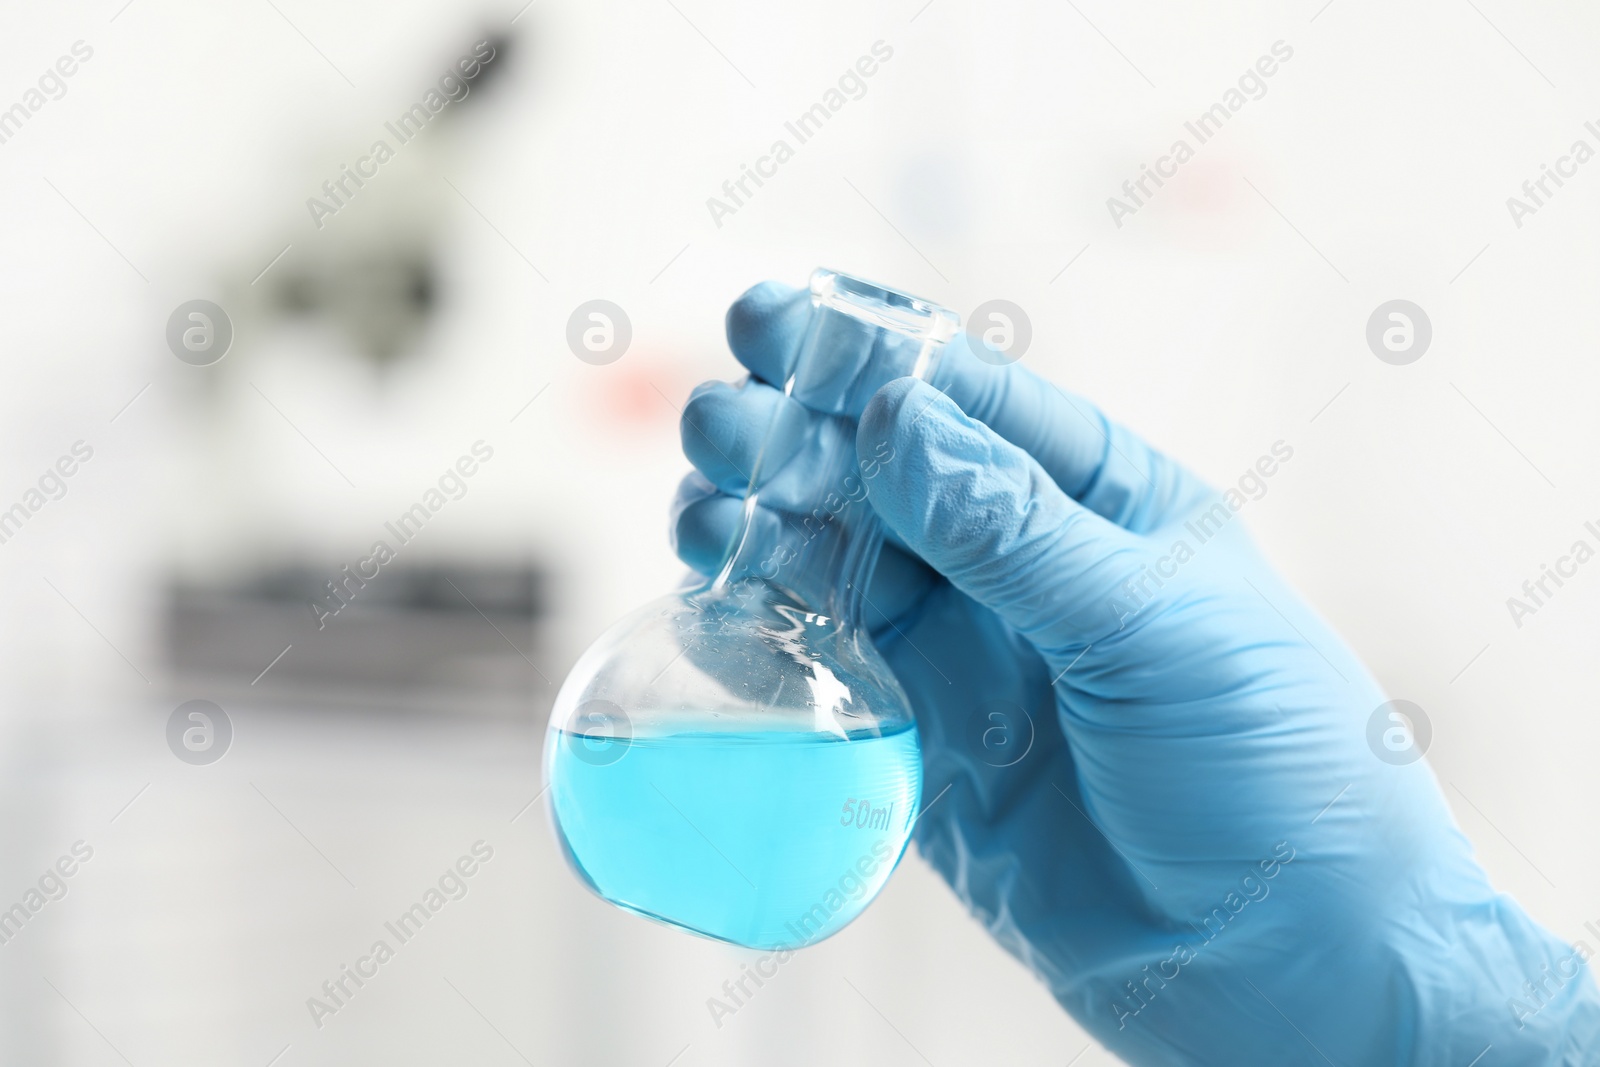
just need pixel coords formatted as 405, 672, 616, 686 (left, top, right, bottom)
809, 267, 960, 344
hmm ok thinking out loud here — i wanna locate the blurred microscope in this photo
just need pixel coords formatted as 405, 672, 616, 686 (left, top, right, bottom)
162, 27, 550, 715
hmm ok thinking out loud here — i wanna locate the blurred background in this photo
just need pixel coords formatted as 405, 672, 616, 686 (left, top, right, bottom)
2, 0, 1599, 1062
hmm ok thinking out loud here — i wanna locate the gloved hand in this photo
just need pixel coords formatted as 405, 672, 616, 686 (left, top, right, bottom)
671, 280, 1600, 1065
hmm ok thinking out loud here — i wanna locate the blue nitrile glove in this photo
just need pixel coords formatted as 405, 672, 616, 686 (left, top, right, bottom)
670, 281, 1600, 1066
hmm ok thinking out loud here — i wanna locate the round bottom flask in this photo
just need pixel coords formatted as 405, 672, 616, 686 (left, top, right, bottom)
545, 270, 959, 950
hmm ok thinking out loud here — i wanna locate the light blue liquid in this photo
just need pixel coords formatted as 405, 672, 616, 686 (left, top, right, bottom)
547, 726, 921, 949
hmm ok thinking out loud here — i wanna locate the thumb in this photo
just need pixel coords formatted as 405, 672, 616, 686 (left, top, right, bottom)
859, 378, 1150, 660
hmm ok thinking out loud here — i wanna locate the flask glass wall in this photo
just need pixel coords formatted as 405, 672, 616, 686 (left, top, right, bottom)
545, 269, 959, 949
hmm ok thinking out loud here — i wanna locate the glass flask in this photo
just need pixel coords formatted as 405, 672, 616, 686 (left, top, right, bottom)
544, 268, 960, 950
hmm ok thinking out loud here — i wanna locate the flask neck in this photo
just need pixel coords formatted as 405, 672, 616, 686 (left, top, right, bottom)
705, 269, 957, 632
710, 437, 890, 630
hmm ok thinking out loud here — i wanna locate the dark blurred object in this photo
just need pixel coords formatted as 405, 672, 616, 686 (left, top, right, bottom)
165, 561, 549, 714
270, 251, 437, 366
461, 31, 513, 96
236, 26, 521, 368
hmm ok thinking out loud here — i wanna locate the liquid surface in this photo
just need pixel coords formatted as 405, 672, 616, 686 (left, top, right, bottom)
547, 727, 921, 949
